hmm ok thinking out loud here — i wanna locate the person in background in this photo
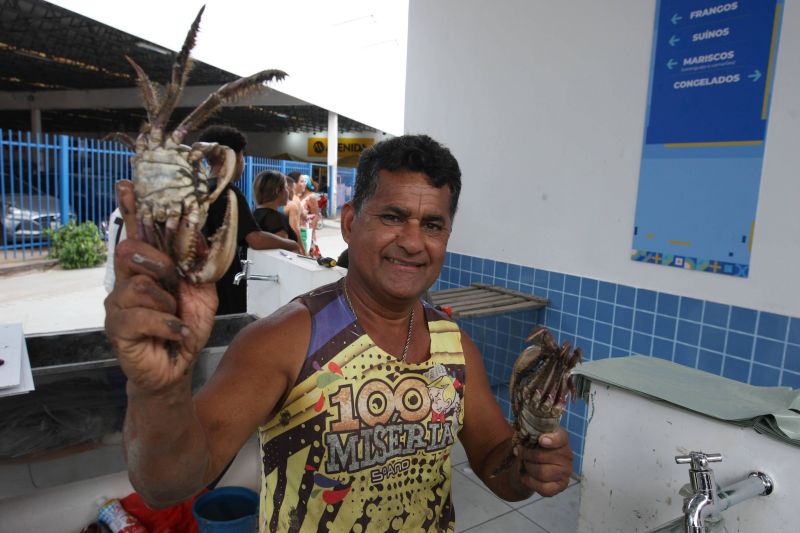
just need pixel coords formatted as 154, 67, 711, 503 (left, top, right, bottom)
105, 134, 573, 531
296, 174, 321, 230
252, 170, 303, 252
295, 173, 321, 257
284, 172, 306, 253
198, 126, 302, 315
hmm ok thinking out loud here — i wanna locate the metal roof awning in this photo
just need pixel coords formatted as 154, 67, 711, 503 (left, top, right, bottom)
429, 283, 548, 319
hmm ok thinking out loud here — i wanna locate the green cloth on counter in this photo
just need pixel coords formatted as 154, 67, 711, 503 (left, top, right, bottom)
573, 355, 800, 446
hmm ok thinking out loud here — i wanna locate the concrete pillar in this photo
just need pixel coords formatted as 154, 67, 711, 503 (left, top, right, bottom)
30, 107, 42, 137
327, 111, 339, 218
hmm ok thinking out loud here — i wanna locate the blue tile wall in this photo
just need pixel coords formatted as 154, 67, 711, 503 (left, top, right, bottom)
434, 252, 800, 476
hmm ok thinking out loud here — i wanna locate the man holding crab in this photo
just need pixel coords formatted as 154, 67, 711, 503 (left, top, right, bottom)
105, 134, 573, 531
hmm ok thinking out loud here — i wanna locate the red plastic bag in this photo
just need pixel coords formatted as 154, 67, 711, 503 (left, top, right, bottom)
120, 490, 208, 533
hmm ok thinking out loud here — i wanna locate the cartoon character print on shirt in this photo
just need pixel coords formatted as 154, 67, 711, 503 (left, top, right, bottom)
426, 370, 463, 439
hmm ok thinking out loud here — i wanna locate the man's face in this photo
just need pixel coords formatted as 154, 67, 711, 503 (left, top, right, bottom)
342, 169, 452, 305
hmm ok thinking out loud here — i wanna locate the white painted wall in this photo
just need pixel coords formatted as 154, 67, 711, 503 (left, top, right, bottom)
405, 1, 800, 317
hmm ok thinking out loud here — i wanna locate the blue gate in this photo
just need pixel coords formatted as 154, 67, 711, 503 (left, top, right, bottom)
1, 129, 355, 260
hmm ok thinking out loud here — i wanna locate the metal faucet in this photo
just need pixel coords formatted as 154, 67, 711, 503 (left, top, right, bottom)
233, 259, 279, 286
675, 451, 773, 532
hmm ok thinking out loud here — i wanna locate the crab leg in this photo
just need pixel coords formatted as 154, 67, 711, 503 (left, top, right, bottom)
153, 6, 204, 132
104, 132, 136, 150
187, 142, 239, 204
125, 56, 160, 124
172, 69, 287, 143
182, 188, 238, 284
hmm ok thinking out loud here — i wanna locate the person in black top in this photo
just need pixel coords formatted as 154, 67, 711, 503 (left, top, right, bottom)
199, 126, 302, 315
252, 170, 302, 252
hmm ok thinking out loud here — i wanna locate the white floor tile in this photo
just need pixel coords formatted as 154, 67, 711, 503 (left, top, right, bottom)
452, 469, 514, 531
451, 438, 469, 466
518, 482, 581, 533
453, 459, 482, 484
507, 488, 545, 509
465, 510, 549, 532
502, 475, 580, 509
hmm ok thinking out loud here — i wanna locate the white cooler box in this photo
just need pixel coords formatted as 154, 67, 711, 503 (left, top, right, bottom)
244, 249, 346, 318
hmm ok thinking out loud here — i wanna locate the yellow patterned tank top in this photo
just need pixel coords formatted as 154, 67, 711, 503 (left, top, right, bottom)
257, 280, 466, 532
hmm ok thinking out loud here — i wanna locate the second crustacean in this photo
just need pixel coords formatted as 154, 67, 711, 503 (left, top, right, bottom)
492, 326, 582, 476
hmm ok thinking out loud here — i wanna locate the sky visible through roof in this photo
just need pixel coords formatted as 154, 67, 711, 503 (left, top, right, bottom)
49, 0, 408, 135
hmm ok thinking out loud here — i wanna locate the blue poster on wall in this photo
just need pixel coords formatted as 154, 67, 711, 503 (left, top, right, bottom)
631, 0, 783, 277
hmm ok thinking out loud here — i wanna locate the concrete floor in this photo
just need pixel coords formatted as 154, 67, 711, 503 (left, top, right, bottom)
450, 439, 580, 532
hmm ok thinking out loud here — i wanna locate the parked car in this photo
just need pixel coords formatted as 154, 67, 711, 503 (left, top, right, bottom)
1, 192, 65, 242
1, 172, 68, 243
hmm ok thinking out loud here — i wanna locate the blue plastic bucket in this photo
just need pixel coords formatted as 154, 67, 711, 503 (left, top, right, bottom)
192, 486, 259, 532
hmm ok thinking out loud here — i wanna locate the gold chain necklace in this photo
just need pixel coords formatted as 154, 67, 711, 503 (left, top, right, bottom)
343, 279, 415, 363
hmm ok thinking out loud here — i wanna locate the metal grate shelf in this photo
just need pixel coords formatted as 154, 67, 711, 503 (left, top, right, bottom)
429, 283, 548, 319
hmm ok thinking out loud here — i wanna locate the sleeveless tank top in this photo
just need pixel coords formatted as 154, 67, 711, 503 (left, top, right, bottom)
257, 280, 467, 532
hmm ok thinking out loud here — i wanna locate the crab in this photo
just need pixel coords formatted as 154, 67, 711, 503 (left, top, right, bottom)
492, 326, 582, 476
109, 6, 286, 285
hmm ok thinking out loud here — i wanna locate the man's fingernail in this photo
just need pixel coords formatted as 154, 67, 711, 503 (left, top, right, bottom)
132, 253, 164, 269
512, 446, 519, 457
180, 326, 191, 338
540, 436, 553, 446
165, 320, 184, 333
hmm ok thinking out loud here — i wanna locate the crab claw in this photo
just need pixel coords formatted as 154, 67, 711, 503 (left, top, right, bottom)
185, 188, 239, 284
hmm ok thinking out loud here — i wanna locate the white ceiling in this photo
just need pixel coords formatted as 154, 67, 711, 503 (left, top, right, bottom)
49, 0, 409, 135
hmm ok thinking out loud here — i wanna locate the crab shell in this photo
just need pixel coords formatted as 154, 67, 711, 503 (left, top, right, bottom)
132, 139, 240, 285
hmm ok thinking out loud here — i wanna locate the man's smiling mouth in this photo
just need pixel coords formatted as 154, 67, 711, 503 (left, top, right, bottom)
386, 257, 423, 267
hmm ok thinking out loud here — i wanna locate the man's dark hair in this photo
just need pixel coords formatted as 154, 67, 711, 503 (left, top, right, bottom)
198, 125, 247, 153
287, 171, 302, 180
353, 134, 461, 217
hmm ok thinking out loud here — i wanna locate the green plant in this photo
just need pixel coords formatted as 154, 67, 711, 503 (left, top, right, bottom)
46, 220, 107, 269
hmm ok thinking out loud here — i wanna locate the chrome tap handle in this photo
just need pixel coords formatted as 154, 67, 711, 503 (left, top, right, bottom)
233, 259, 251, 286
676, 452, 722, 469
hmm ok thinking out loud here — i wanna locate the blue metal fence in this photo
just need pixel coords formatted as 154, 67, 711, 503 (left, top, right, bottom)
1, 129, 357, 260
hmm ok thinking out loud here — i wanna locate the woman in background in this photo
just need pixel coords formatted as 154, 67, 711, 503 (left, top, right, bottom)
284, 173, 306, 253
253, 170, 304, 253
296, 174, 321, 256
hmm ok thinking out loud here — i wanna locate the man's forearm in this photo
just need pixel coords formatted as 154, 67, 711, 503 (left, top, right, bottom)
248, 230, 298, 251
124, 378, 211, 507
477, 439, 536, 501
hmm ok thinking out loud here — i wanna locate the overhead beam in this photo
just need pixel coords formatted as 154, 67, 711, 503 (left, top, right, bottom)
0, 85, 311, 110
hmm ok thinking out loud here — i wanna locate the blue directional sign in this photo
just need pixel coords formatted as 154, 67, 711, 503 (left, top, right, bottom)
647, 1, 778, 144
632, 0, 783, 277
